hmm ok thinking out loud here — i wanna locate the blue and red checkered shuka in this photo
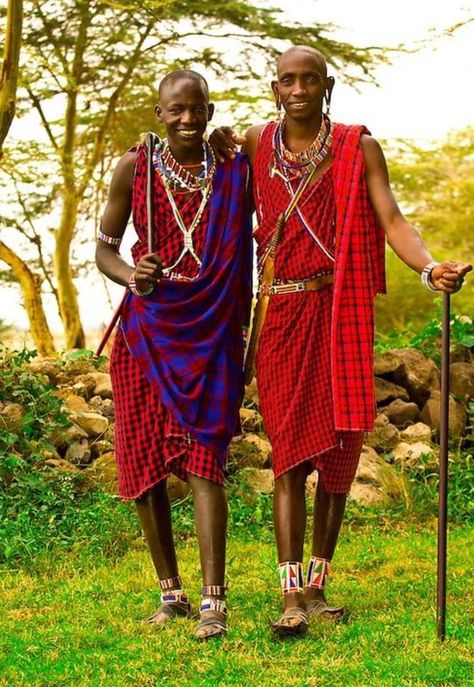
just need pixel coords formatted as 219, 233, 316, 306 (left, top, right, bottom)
120, 152, 253, 462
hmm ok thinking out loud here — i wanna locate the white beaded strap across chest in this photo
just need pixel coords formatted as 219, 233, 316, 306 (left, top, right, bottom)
153, 139, 216, 279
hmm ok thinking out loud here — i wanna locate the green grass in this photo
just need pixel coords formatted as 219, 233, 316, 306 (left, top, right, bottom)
1, 523, 473, 687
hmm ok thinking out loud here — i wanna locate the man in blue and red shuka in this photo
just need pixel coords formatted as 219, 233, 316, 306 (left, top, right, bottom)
96, 70, 252, 640
210, 45, 471, 639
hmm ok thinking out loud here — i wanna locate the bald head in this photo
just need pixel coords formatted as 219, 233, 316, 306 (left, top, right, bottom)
158, 69, 209, 101
277, 46, 328, 78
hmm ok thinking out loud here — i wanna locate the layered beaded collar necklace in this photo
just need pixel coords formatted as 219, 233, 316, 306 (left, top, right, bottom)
153, 139, 216, 193
152, 139, 216, 279
271, 114, 333, 180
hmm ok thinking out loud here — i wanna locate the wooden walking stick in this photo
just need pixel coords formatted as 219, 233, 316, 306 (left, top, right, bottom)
437, 291, 450, 641
95, 132, 157, 358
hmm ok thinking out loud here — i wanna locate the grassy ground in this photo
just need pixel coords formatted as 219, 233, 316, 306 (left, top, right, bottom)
1, 522, 473, 687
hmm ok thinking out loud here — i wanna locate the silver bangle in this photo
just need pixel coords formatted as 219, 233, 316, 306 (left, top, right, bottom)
421, 261, 439, 292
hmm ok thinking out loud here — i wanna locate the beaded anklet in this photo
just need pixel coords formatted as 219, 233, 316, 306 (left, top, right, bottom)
200, 597, 227, 615
201, 585, 227, 598
278, 561, 304, 594
306, 556, 331, 589
97, 230, 122, 247
159, 575, 183, 591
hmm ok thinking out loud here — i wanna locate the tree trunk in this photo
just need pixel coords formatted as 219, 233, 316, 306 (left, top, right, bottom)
0, 240, 56, 355
54, 193, 85, 349
0, 0, 23, 157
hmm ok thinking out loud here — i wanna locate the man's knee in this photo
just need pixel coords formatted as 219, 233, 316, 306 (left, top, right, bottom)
275, 465, 308, 493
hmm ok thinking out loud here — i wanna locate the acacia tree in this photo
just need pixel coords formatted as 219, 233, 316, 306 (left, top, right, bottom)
0, 0, 23, 155
2, 0, 388, 349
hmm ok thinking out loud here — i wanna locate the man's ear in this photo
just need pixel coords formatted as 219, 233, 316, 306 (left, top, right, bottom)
271, 80, 279, 103
325, 76, 335, 99
155, 104, 163, 122
208, 103, 215, 122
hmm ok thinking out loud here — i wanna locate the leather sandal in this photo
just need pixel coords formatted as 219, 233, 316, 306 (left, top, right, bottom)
195, 597, 228, 641
271, 606, 309, 639
142, 588, 193, 626
306, 599, 349, 623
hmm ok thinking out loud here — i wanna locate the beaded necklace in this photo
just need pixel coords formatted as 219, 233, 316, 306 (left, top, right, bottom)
153, 139, 216, 278
270, 115, 333, 180
153, 139, 216, 192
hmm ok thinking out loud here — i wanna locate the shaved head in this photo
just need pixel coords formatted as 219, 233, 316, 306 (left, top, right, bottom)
158, 69, 209, 101
277, 46, 328, 77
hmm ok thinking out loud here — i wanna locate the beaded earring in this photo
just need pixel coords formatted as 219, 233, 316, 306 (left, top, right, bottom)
276, 94, 282, 121
324, 91, 331, 116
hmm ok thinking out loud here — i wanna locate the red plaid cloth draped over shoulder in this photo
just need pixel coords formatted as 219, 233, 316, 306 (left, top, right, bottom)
330, 124, 386, 430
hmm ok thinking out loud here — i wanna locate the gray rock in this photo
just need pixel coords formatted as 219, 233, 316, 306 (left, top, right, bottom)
375, 377, 409, 406
381, 399, 420, 428
349, 446, 406, 506
239, 467, 274, 494
390, 348, 440, 407
420, 391, 467, 439
365, 414, 400, 451
449, 362, 474, 401
65, 439, 91, 465
83, 451, 117, 494
90, 372, 113, 399
0, 403, 24, 432
71, 410, 109, 437
374, 351, 405, 378
400, 422, 432, 443
391, 441, 436, 470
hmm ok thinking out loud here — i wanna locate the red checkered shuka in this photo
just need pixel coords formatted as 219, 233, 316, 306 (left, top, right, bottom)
253, 122, 384, 493
110, 147, 223, 499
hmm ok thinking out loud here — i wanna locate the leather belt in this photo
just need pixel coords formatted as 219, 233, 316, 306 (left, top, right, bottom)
259, 272, 334, 296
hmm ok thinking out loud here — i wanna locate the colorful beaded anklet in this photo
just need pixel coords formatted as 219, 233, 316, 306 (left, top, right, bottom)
159, 575, 183, 591
306, 557, 331, 589
278, 561, 304, 594
201, 585, 227, 598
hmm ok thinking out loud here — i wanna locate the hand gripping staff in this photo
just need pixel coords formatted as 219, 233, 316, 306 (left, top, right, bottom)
243, 163, 320, 385
95, 132, 158, 358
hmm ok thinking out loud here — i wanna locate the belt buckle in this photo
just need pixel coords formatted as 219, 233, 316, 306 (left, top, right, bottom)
296, 282, 305, 292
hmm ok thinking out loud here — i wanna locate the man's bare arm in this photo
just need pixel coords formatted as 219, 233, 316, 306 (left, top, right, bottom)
361, 134, 471, 292
96, 151, 162, 291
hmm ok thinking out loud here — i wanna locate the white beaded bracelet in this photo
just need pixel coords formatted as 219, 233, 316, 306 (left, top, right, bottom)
421, 261, 439, 292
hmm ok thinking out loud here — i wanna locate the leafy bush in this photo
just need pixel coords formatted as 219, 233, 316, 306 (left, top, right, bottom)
375, 301, 473, 364
0, 348, 138, 565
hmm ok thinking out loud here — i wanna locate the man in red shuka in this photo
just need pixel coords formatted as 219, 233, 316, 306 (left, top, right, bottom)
210, 45, 471, 638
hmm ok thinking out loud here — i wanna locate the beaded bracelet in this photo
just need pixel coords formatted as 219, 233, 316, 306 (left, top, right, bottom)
421, 261, 439, 292
128, 270, 154, 296
97, 230, 122, 247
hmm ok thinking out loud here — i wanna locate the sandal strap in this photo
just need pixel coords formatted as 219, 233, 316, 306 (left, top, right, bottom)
144, 600, 191, 623
200, 597, 227, 615
273, 606, 308, 625
160, 588, 188, 605
306, 599, 347, 620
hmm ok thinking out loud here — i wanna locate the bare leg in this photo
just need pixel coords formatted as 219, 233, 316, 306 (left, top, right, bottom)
273, 463, 308, 619
136, 479, 178, 579
135, 480, 189, 624
187, 473, 228, 639
306, 476, 347, 607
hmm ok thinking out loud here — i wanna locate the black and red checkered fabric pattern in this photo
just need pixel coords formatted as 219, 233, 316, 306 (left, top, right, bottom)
111, 329, 223, 499
253, 122, 383, 492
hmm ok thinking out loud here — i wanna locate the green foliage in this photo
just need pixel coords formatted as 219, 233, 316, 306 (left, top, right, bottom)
375, 300, 473, 364
377, 128, 474, 332
0, 348, 138, 564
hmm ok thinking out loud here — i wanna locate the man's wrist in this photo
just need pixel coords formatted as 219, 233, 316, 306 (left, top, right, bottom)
128, 270, 155, 296
421, 261, 440, 292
